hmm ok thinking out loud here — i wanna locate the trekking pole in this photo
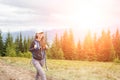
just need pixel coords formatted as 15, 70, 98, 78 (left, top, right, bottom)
44, 52, 48, 71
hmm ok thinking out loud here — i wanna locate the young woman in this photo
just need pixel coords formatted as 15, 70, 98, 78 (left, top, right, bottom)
29, 32, 47, 80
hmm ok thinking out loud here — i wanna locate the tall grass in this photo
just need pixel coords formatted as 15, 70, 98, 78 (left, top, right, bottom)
0, 57, 120, 80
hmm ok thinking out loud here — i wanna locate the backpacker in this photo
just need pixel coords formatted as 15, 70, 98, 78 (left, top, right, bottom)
29, 40, 43, 60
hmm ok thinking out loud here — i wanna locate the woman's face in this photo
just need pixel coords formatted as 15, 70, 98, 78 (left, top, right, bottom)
35, 33, 39, 39
35, 32, 44, 41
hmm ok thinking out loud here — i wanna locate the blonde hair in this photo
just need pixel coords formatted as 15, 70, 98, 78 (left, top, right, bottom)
40, 33, 46, 50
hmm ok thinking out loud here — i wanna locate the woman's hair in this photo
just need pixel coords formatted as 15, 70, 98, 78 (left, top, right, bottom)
40, 33, 46, 49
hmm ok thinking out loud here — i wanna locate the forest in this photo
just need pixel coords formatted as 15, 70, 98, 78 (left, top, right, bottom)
0, 28, 120, 62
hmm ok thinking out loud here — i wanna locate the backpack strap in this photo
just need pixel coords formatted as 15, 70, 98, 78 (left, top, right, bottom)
34, 40, 41, 49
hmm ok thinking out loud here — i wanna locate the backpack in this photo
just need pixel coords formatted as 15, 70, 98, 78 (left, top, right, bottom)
29, 40, 43, 60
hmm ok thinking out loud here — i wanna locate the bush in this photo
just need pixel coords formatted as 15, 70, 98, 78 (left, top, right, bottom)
23, 52, 32, 58
113, 57, 120, 63
17, 52, 24, 57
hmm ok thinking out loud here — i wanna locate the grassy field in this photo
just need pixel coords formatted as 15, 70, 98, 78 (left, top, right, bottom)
0, 57, 120, 80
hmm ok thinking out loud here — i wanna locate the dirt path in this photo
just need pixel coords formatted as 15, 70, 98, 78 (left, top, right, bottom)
0, 60, 35, 80
0, 60, 50, 80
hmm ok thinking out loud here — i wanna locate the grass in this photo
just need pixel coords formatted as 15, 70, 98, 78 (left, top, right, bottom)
0, 57, 120, 80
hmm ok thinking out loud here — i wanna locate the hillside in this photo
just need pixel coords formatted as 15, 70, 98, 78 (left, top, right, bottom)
0, 57, 120, 80
0, 57, 52, 80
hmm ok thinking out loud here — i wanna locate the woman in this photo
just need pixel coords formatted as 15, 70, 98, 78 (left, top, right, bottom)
29, 32, 47, 80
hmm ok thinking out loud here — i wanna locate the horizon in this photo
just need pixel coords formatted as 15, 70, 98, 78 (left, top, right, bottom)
1, 27, 120, 45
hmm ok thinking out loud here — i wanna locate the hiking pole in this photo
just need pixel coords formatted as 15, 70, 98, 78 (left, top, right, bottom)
44, 51, 48, 71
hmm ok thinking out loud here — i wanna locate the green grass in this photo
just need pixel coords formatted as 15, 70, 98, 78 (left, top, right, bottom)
0, 57, 120, 80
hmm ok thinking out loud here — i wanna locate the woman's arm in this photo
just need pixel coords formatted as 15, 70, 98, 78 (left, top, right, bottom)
29, 41, 35, 52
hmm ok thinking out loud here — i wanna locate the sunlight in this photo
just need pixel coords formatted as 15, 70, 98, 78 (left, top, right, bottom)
54, 0, 117, 43
67, 0, 107, 32
56, 0, 115, 33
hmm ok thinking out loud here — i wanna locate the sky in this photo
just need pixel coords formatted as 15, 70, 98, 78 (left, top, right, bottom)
0, 0, 120, 33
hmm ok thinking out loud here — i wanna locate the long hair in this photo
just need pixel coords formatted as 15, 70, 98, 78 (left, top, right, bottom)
40, 34, 46, 50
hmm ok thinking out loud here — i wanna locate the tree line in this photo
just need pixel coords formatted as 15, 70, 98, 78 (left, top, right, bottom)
0, 31, 33, 58
47, 28, 120, 62
0, 28, 120, 62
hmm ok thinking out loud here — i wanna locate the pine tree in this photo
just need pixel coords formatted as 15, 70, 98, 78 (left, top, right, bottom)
15, 35, 20, 56
0, 30, 4, 56
93, 33, 98, 61
61, 29, 76, 60
61, 30, 69, 59
97, 30, 115, 61
105, 30, 115, 61
19, 33, 24, 53
23, 37, 27, 53
76, 40, 82, 60
48, 33, 64, 59
68, 29, 76, 60
83, 30, 95, 60
5, 32, 16, 57
27, 36, 32, 52
112, 28, 120, 59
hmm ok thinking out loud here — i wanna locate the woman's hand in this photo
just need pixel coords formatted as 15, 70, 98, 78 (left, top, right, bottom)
43, 45, 48, 50
45, 45, 48, 49
34, 44, 37, 49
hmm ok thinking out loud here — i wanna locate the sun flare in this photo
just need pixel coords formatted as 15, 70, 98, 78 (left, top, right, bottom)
55, 0, 115, 34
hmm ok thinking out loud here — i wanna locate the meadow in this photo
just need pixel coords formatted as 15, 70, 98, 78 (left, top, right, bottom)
0, 57, 120, 80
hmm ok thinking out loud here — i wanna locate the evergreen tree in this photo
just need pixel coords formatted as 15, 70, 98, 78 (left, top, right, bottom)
61, 29, 76, 60
27, 36, 32, 52
105, 30, 115, 61
23, 37, 27, 53
15, 35, 20, 56
83, 30, 95, 60
97, 30, 115, 61
5, 32, 16, 57
68, 29, 76, 60
48, 33, 64, 59
93, 33, 98, 60
0, 30, 4, 56
76, 40, 82, 60
112, 28, 120, 59
61, 30, 69, 59
19, 33, 24, 53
